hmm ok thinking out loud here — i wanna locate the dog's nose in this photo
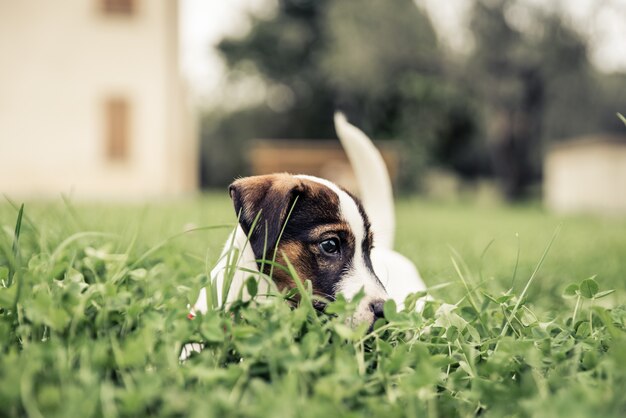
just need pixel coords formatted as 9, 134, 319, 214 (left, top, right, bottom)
370, 300, 385, 320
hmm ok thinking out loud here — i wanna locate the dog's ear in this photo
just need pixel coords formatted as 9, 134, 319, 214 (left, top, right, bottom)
229, 174, 304, 259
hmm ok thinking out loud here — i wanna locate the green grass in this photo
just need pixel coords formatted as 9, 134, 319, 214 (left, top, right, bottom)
1, 194, 625, 417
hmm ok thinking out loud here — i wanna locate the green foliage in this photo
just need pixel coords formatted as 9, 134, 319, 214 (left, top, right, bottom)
204, 0, 482, 190
204, 0, 626, 197
320, 0, 439, 95
1, 198, 626, 417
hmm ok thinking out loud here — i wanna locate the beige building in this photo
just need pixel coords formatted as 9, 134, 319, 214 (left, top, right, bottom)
544, 135, 626, 214
0, 0, 196, 199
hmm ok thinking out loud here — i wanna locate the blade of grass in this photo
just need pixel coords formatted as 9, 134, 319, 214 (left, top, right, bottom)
3, 194, 41, 240
130, 224, 232, 269
500, 223, 562, 337
269, 196, 300, 280
10, 205, 25, 311
50, 231, 119, 263
60, 193, 86, 231
478, 238, 495, 283
450, 254, 479, 314
221, 212, 262, 306
282, 251, 317, 318
8, 203, 24, 287
509, 232, 521, 290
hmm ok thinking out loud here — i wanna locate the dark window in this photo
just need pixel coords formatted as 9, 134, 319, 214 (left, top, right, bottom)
104, 97, 131, 162
101, 0, 135, 16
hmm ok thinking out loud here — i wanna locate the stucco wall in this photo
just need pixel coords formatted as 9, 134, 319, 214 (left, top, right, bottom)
0, 0, 195, 199
544, 141, 626, 214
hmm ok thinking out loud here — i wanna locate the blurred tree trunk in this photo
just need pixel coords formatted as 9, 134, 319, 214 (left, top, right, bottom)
487, 68, 544, 200
470, 0, 544, 200
469, 0, 601, 200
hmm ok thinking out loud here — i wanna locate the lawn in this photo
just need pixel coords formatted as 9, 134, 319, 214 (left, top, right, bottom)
1, 194, 625, 417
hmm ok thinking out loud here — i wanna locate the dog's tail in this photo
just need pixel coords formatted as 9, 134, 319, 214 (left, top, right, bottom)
334, 112, 395, 250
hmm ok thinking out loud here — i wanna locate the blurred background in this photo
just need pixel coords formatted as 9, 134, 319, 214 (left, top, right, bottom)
1, 0, 626, 214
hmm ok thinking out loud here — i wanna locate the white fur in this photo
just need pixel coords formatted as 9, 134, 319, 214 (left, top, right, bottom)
334, 113, 426, 307
334, 113, 395, 250
181, 225, 271, 360
371, 248, 426, 310
189, 226, 270, 317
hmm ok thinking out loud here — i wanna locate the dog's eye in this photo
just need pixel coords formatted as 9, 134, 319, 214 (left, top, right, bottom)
319, 238, 340, 255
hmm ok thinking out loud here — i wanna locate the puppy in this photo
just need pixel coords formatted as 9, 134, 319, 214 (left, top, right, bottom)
183, 114, 426, 357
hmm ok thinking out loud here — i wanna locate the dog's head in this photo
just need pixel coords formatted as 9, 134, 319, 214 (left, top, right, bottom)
229, 173, 388, 325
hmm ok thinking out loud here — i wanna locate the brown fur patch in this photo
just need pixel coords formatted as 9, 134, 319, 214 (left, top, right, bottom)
229, 173, 304, 259
271, 241, 302, 290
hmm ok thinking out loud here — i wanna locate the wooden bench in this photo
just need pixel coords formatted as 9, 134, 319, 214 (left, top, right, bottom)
249, 139, 399, 195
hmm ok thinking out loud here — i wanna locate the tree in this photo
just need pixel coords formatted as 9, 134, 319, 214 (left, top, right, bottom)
467, 0, 620, 200
204, 0, 626, 196
317, 0, 482, 189
202, 0, 480, 190
468, 0, 546, 200
201, 0, 335, 187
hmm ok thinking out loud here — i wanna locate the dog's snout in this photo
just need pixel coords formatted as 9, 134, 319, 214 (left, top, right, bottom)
370, 300, 386, 320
